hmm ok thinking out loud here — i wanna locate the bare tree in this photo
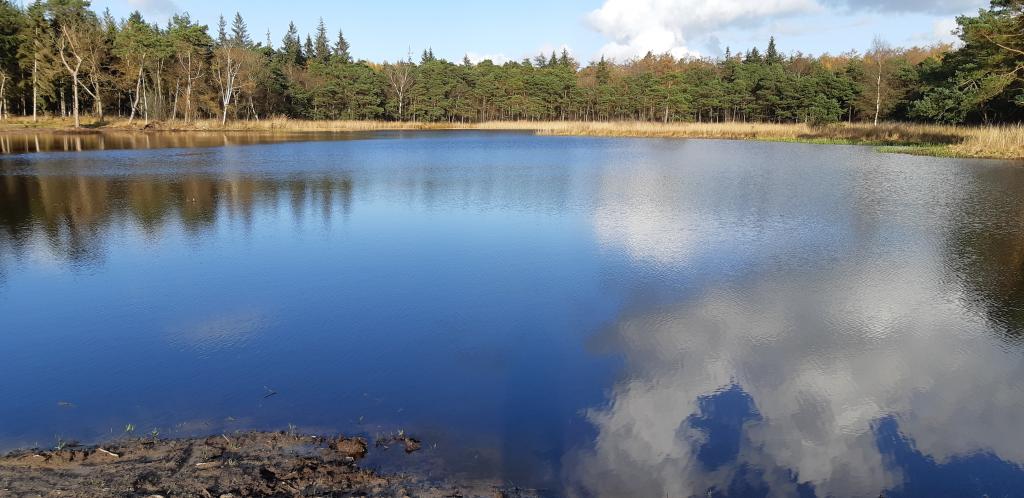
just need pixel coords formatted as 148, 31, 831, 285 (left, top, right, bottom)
384, 61, 414, 121
113, 16, 158, 125
869, 37, 892, 126
176, 49, 204, 123
56, 23, 87, 128
236, 49, 266, 121
78, 27, 109, 122
127, 58, 145, 124
213, 43, 242, 125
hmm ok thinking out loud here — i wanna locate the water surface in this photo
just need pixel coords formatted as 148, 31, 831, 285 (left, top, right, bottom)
2, 132, 1024, 496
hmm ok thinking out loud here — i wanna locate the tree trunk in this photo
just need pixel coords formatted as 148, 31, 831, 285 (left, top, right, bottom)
32, 59, 37, 122
221, 93, 229, 125
0, 75, 6, 120
874, 66, 882, 126
87, 78, 103, 121
71, 72, 79, 128
185, 80, 193, 123
128, 65, 143, 124
172, 78, 180, 121
142, 75, 149, 125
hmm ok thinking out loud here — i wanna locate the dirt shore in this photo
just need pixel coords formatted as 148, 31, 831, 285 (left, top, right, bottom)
0, 431, 534, 498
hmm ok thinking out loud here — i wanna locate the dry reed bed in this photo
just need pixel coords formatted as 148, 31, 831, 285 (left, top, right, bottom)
0, 117, 1021, 160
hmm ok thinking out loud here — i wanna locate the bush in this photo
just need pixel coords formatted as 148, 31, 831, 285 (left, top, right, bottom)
806, 96, 842, 127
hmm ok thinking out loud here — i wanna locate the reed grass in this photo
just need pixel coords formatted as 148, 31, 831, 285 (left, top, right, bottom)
1, 117, 1021, 160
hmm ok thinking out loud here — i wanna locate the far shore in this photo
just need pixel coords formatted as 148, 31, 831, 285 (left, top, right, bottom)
1, 117, 1022, 160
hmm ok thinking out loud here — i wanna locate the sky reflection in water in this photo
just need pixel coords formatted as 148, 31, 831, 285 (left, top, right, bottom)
1, 132, 1023, 496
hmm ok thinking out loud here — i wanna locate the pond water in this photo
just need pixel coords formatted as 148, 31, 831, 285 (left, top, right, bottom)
2, 131, 1024, 497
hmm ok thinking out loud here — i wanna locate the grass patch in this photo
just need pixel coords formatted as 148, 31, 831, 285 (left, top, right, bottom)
1, 117, 1021, 160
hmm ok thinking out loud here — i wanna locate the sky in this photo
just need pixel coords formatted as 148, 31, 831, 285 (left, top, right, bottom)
86, 0, 990, 65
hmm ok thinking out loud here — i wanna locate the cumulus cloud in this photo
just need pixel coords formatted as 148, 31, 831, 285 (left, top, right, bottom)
465, 52, 511, 65
931, 17, 961, 43
587, 0, 821, 60
586, 0, 985, 60
567, 268, 1024, 496
571, 149, 1024, 496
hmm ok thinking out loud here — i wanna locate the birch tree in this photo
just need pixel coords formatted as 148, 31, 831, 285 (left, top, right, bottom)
49, 0, 97, 127
77, 15, 111, 121
868, 37, 892, 126
212, 14, 243, 125
168, 13, 211, 123
384, 60, 414, 120
114, 12, 157, 124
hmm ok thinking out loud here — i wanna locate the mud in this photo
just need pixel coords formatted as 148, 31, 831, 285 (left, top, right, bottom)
0, 431, 536, 497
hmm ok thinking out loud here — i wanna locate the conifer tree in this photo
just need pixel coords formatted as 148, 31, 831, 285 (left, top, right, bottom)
217, 14, 227, 45
313, 18, 330, 62
282, 21, 302, 64
765, 36, 783, 64
231, 12, 250, 47
333, 29, 350, 63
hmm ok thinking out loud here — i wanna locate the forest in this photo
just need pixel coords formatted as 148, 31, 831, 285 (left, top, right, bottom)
0, 0, 1021, 128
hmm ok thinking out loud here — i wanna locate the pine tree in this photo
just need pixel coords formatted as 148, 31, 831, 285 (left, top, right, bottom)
559, 48, 573, 67
217, 15, 227, 45
282, 22, 302, 64
313, 18, 330, 62
333, 29, 351, 63
304, 34, 314, 61
765, 36, 783, 64
745, 46, 762, 64
596, 56, 610, 85
421, 47, 435, 64
231, 12, 251, 47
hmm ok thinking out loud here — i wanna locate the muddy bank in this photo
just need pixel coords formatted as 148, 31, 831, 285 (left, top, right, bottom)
0, 431, 536, 497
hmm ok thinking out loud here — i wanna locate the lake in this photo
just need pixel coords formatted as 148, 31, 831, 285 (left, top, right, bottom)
2, 131, 1024, 497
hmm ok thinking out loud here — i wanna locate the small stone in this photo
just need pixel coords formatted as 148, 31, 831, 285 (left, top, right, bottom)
332, 437, 368, 459
402, 437, 421, 454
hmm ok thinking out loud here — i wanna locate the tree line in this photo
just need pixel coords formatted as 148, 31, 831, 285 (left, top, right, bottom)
0, 0, 1021, 128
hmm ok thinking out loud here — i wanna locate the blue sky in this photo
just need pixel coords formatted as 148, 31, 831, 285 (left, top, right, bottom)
87, 0, 989, 65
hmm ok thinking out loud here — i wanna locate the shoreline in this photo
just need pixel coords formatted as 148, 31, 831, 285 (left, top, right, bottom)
0, 118, 1021, 160
0, 430, 534, 497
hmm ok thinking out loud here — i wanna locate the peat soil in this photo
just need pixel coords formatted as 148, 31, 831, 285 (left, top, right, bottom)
0, 431, 538, 497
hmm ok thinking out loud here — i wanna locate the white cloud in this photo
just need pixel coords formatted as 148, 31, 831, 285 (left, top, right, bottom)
125, 0, 180, 15
585, 0, 984, 60
570, 153, 1024, 496
587, 0, 820, 60
465, 52, 511, 65
932, 17, 960, 43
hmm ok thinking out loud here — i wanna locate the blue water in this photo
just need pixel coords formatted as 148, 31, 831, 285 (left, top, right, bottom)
3, 131, 1024, 496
